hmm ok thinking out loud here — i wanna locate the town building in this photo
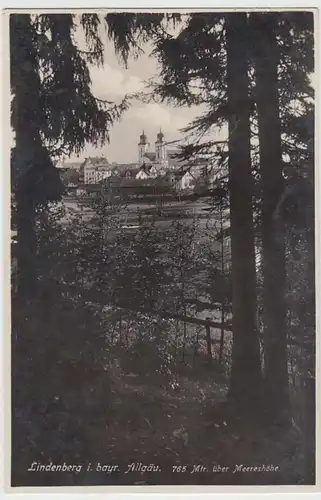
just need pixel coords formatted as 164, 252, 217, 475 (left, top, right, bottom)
79, 157, 112, 184
137, 129, 180, 174
73, 131, 213, 196
136, 164, 158, 180
165, 169, 195, 191
111, 163, 139, 178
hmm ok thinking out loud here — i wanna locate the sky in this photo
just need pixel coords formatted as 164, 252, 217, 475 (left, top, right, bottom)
11, 16, 315, 166
71, 26, 201, 164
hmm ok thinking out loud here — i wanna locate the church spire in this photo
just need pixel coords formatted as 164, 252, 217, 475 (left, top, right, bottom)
156, 128, 164, 143
138, 130, 149, 163
139, 130, 147, 145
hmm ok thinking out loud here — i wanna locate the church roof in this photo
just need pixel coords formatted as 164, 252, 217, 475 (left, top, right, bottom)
139, 130, 148, 145
156, 129, 165, 143
143, 152, 157, 161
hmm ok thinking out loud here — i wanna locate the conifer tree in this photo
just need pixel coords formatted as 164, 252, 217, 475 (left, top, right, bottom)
10, 13, 127, 297
249, 11, 314, 421
150, 12, 264, 408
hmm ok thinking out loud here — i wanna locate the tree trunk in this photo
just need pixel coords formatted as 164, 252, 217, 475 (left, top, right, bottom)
251, 13, 290, 419
11, 15, 40, 300
15, 192, 37, 298
205, 322, 212, 364
226, 13, 263, 408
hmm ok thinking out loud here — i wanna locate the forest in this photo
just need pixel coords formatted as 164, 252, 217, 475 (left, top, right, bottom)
10, 11, 315, 486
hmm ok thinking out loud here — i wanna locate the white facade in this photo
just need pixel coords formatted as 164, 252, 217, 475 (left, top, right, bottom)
138, 131, 150, 164
83, 158, 112, 184
136, 169, 150, 180
164, 170, 194, 191
138, 143, 150, 163
175, 171, 194, 191
136, 164, 159, 179
84, 167, 111, 184
155, 130, 166, 162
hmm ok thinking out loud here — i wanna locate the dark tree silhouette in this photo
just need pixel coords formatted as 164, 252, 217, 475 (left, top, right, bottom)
10, 13, 127, 297
250, 11, 314, 422
225, 13, 263, 407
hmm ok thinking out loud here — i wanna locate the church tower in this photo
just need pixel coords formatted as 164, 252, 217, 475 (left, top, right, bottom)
138, 130, 149, 164
155, 128, 166, 164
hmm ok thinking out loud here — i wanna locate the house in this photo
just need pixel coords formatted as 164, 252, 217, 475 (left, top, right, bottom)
111, 163, 139, 178
177, 171, 194, 191
136, 163, 195, 192
136, 166, 149, 180
165, 168, 195, 191
136, 163, 158, 179
79, 157, 112, 184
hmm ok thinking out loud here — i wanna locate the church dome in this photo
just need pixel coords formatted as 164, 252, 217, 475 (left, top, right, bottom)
139, 130, 148, 144
156, 129, 164, 142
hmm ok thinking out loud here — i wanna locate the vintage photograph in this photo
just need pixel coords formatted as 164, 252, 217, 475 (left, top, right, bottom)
9, 10, 315, 487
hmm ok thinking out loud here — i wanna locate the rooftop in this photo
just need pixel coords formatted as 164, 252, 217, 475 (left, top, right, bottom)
85, 156, 109, 166
139, 130, 148, 145
143, 152, 157, 162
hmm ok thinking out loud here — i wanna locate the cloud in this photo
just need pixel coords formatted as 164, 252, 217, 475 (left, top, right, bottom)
90, 64, 144, 99
89, 65, 191, 136
126, 103, 189, 134
75, 50, 200, 162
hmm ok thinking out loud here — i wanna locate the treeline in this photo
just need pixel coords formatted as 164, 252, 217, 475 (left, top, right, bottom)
143, 11, 314, 422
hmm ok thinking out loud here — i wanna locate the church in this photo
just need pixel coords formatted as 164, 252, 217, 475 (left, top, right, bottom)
135, 129, 195, 190
136, 130, 179, 179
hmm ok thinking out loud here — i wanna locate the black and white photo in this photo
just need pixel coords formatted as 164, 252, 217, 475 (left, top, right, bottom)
8, 9, 316, 488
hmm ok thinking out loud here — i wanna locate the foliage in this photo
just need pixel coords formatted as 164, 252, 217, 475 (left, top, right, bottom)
105, 12, 181, 66
10, 11, 315, 486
